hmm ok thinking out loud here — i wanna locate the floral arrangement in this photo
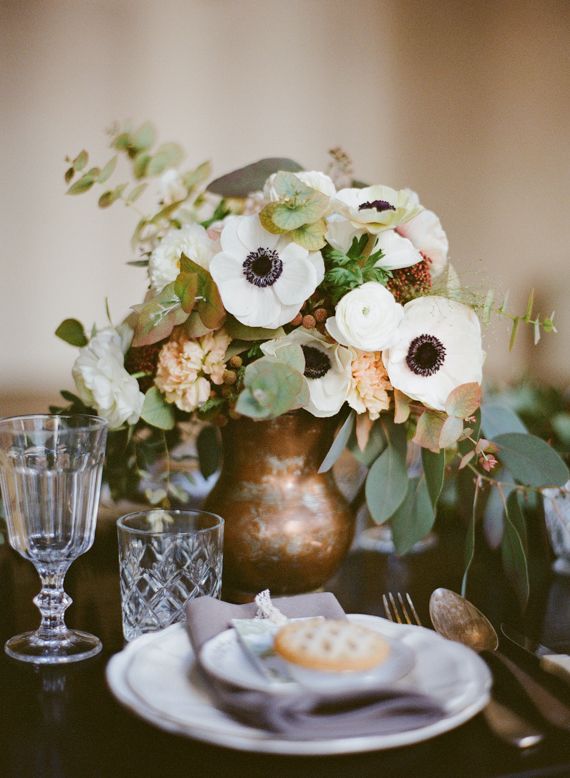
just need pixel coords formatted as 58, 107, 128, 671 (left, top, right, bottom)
55, 123, 568, 607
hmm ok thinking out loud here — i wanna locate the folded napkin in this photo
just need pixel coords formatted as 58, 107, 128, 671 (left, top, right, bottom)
186, 593, 444, 740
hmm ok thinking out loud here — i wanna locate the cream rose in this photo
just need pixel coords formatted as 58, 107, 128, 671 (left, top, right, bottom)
326, 282, 404, 352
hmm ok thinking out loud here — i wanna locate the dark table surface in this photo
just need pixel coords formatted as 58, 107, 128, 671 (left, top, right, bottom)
0, 512, 569, 778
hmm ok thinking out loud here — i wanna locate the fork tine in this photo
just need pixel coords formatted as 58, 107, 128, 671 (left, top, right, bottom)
382, 592, 423, 626
397, 592, 413, 624
388, 592, 403, 624
382, 593, 393, 621
405, 593, 422, 627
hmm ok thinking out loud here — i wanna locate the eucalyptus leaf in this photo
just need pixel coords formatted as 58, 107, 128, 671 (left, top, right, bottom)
290, 219, 327, 251
481, 401, 527, 438
98, 156, 118, 184
365, 442, 408, 523
506, 490, 528, 553
348, 421, 386, 467
55, 318, 88, 347
196, 425, 221, 478
391, 478, 435, 555
132, 121, 156, 151
147, 143, 185, 177
208, 158, 303, 197
126, 182, 148, 204
141, 387, 175, 430
67, 174, 95, 195
422, 448, 445, 508
493, 432, 569, 487
73, 150, 88, 171
501, 497, 530, 610
225, 317, 284, 341
318, 411, 355, 473
236, 358, 308, 420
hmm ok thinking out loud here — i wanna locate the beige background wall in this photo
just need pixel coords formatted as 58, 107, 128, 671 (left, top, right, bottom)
1, 0, 569, 414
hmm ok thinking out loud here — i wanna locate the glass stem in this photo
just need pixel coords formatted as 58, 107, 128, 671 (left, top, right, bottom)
34, 564, 72, 641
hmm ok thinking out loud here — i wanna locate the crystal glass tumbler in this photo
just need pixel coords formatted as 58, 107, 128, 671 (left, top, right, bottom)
117, 509, 224, 641
0, 414, 108, 663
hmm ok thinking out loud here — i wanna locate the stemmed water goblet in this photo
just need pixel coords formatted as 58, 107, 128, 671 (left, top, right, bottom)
0, 414, 108, 663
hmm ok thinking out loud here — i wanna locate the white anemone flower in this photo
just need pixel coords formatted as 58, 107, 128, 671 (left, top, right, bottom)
326, 282, 404, 352
264, 171, 336, 202
261, 329, 353, 418
72, 326, 144, 429
148, 224, 216, 292
326, 217, 421, 271
334, 185, 422, 234
209, 215, 324, 329
397, 208, 449, 278
382, 296, 483, 411
373, 230, 422, 271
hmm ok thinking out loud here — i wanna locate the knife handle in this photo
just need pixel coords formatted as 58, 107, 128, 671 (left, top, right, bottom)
490, 651, 570, 732
540, 654, 570, 685
483, 699, 544, 749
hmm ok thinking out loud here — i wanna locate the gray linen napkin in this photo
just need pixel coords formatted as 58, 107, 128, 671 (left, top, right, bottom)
186, 593, 444, 740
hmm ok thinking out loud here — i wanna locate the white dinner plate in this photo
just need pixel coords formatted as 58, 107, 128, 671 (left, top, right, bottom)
200, 622, 416, 693
106, 614, 491, 755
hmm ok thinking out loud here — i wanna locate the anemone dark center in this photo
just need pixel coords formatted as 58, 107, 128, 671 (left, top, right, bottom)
242, 247, 283, 287
302, 346, 331, 380
358, 199, 396, 213
406, 334, 446, 377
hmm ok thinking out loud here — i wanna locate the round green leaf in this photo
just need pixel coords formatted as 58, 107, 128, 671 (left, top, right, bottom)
141, 387, 175, 430
493, 432, 569, 487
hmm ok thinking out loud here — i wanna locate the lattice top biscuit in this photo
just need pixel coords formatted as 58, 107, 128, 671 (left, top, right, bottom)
273, 618, 390, 672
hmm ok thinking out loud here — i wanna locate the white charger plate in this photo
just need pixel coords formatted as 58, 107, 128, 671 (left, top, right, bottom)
106, 614, 491, 755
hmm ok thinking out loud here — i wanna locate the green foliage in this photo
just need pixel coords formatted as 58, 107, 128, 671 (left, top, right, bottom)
322, 235, 391, 304
200, 199, 231, 229
348, 420, 386, 467
55, 318, 88, 347
481, 400, 527, 438
461, 477, 481, 598
501, 490, 530, 610
445, 383, 481, 419
390, 477, 435, 555
208, 158, 303, 197
236, 357, 308, 420
131, 283, 188, 346
177, 256, 225, 330
365, 430, 408, 523
225, 317, 284, 342
318, 411, 355, 473
259, 172, 330, 250
422, 448, 445, 508
493, 432, 569, 488
197, 425, 221, 478
141, 387, 175, 430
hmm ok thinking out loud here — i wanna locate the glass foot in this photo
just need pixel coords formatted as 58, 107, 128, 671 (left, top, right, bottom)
5, 629, 102, 665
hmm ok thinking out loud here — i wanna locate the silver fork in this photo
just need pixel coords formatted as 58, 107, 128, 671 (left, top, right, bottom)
382, 592, 422, 626
381, 591, 544, 749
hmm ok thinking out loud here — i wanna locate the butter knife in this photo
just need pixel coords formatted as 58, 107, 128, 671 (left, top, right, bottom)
501, 624, 570, 685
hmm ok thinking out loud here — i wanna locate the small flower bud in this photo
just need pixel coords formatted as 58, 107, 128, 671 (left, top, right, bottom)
291, 313, 303, 327
229, 355, 243, 369
313, 307, 328, 323
223, 369, 237, 385
302, 314, 316, 329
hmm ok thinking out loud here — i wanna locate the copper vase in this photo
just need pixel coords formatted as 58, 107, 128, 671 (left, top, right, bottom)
204, 411, 355, 602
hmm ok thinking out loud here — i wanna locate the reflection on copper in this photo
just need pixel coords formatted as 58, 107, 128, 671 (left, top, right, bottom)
205, 411, 355, 603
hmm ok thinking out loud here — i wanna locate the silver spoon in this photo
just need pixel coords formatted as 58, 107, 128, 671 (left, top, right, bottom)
428, 587, 544, 748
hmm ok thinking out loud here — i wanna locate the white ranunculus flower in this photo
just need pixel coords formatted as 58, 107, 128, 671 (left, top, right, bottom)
72, 328, 144, 429
326, 282, 404, 352
209, 215, 324, 329
263, 170, 336, 202
158, 168, 188, 205
261, 329, 353, 417
148, 224, 216, 292
334, 185, 422, 234
382, 296, 483, 411
397, 208, 449, 278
